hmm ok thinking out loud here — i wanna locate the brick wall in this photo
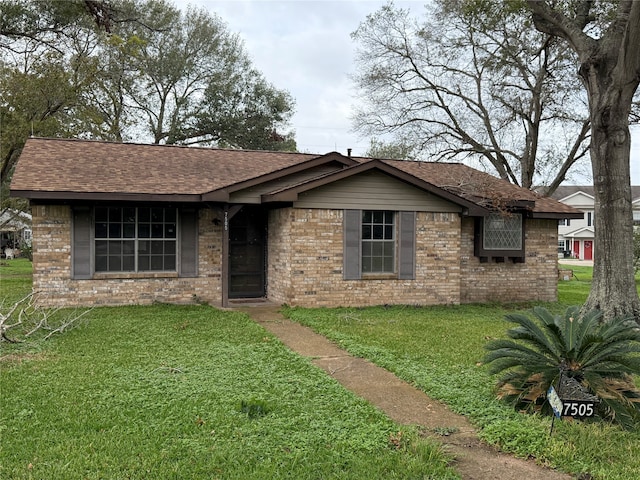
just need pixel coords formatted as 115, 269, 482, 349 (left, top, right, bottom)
30, 205, 223, 307
268, 208, 461, 307
459, 217, 558, 303
30, 205, 558, 308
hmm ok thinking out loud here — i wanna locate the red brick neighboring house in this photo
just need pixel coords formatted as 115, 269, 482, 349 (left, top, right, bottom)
10, 138, 582, 307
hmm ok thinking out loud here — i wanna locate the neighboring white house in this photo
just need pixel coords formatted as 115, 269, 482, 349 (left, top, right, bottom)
552, 186, 640, 261
0, 208, 32, 252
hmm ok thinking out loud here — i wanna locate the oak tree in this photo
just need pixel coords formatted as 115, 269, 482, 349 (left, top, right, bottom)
526, 0, 640, 321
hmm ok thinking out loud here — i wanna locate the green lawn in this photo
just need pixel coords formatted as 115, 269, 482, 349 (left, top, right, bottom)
284, 268, 640, 480
0, 259, 456, 480
2, 258, 639, 479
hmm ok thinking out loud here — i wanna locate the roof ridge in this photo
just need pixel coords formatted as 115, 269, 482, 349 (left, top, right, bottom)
25, 137, 322, 157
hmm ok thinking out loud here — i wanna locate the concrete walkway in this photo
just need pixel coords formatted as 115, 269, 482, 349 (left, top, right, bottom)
239, 305, 574, 480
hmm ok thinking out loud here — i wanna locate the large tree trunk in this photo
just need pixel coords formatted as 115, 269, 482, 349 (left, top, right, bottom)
585, 88, 640, 320
527, 0, 640, 323
580, 60, 640, 322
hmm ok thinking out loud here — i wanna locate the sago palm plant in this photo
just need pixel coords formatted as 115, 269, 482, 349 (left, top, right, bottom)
484, 306, 640, 428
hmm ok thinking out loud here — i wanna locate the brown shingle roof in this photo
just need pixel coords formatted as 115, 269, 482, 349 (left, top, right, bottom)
10, 137, 580, 217
10, 138, 320, 197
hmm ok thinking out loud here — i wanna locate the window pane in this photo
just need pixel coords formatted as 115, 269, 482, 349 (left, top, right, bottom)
373, 225, 383, 239
362, 225, 371, 239
151, 241, 164, 254
123, 241, 135, 255
139, 224, 150, 238
96, 241, 108, 255
95, 256, 107, 272
123, 208, 136, 223
383, 241, 394, 257
139, 240, 149, 254
373, 211, 384, 223
139, 256, 150, 271
95, 223, 108, 238
484, 213, 522, 250
150, 256, 163, 270
122, 255, 135, 271
165, 209, 176, 223
165, 241, 176, 255
138, 208, 150, 222
383, 257, 394, 272
362, 211, 372, 223
95, 207, 108, 222
109, 241, 122, 255
151, 208, 163, 222
384, 225, 393, 239
123, 223, 135, 238
371, 257, 383, 271
372, 242, 383, 256
108, 256, 121, 271
108, 208, 121, 223
362, 258, 372, 273
151, 224, 163, 238
109, 223, 121, 238
165, 223, 176, 238
165, 255, 176, 270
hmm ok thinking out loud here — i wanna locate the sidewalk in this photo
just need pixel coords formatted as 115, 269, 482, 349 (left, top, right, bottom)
559, 258, 593, 267
240, 305, 573, 480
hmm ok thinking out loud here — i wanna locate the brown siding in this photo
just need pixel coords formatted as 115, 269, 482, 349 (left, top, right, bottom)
294, 171, 462, 212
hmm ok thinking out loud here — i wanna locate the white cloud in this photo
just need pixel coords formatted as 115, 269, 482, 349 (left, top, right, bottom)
175, 0, 640, 184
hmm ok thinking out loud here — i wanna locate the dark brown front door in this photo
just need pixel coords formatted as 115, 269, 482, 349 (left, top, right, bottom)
229, 207, 267, 298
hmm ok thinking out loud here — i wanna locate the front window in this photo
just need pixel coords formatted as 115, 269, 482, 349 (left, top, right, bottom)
95, 207, 177, 272
483, 213, 522, 250
361, 210, 395, 273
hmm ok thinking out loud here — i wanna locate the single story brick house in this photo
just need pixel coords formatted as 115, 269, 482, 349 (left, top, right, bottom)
10, 137, 582, 308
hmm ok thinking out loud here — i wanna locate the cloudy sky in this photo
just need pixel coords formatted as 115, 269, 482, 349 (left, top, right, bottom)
175, 0, 640, 184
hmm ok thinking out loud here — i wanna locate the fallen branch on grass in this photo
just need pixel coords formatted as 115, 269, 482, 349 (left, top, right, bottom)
0, 291, 93, 343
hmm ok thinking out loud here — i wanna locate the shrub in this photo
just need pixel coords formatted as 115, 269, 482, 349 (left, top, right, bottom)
484, 306, 640, 428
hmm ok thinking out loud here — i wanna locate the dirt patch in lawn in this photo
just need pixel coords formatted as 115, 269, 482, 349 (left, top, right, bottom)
241, 305, 574, 480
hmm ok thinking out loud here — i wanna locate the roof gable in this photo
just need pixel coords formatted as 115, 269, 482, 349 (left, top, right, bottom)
262, 159, 487, 215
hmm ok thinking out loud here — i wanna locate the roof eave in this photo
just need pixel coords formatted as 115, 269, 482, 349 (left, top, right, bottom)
531, 211, 585, 219
11, 190, 202, 203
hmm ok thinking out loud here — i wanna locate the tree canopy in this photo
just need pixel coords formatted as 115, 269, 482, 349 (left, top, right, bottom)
1, 0, 296, 207
351, 0, 601, 194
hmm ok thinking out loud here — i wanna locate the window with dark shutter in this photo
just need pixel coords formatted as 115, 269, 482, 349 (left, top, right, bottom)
343, 209, 416, 280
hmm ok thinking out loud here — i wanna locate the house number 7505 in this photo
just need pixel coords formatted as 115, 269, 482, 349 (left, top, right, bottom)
562, 401, 595, 418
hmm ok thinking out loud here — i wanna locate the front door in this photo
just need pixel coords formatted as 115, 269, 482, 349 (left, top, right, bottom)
584, 240, 593, 260
229, 207, 267, 298
573, 241, 580, 259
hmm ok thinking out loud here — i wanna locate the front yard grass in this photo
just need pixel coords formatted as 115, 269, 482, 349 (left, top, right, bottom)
284, 269, 640, 480
0, 259, 456, 479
